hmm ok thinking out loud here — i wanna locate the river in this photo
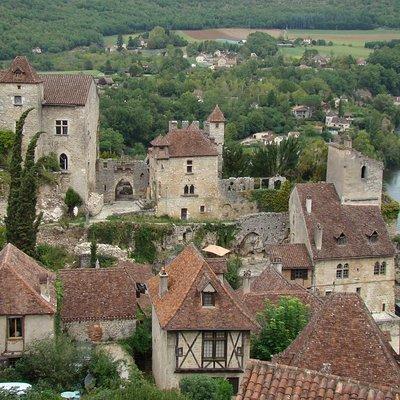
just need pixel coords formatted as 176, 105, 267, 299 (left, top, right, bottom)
384, 169, 400, 232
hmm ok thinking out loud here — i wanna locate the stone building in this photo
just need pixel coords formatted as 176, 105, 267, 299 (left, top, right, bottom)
148, 108, 224, 220
0, 56, 99, 201
0, 244, 55, 363
148, 245, 258, 393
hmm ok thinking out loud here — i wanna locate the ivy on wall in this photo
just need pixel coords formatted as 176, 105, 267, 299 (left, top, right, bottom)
194, 222, 237, 248
248, 180, 293, 212
54, 274, 63, 337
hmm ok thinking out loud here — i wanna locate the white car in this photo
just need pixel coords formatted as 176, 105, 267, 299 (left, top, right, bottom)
0, 382, 32, 395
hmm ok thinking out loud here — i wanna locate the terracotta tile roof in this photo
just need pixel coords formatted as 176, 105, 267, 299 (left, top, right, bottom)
237, 360, 400, 400
150, 126, 218, 158
148, 245, 258, 331
0, 244, 55, 315
207, 104, 225, 122
41, 74, 93, 106
273, 293, 400, 388
205, 257, 228, 274
295, 183, 395, 260
266, 244, 313, 270
60, 267, 137, 322
0, 56, 42, 84
238, 266, 322, 317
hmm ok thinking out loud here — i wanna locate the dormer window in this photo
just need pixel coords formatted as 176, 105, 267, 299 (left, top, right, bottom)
368, 231, 378, 243
336, 233, 347, 245
202, 292, 215, 306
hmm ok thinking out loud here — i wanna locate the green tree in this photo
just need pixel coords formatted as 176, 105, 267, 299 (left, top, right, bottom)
122, 309, 152, 358
297, 138, 328, 181
99, 128, 125, 156
243, 32, 278, 58
353, 131, 378, 159
180, 375, 233, 400
64, 187, 83, 216
90, 238, 97, 267
0, 129, 14, 166
127, 36, 140, 49
251, 297, 309, 361
116, 34, 124, 51
225, 256, 242, 290
222, 141, 248, 178
338, 99, 345, 117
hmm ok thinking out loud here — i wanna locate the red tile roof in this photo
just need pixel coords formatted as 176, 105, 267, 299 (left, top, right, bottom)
294, 183, 395, 260
150, 126, 218, 158
207, 105, 225, 122
148, 245, 258, 331
266, 244, 313, 270
237, 360, 400, 400
60, 267, 138, 322
0, 243, 55, 315
238, 266, 322, 317
0, 56, 42, 84
205, 257, 228, 274
41, 74, 94, 106
273, 293, 400, 388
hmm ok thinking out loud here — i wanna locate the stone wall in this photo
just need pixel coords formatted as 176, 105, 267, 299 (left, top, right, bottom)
96, 158, 148, 203
63, 318, 136, 342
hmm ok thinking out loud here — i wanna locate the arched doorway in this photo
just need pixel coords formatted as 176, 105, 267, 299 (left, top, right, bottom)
115, 179, 133, 200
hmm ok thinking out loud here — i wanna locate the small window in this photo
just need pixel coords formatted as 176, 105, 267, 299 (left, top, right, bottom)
184, 185, 189, 195
374, 261, 386, 275
361, 165, 367, 179
176, 347, 183, 357
337, 233, 347, 245
202, 292, 215, 307
186, 160, 193, 173
356, 287, 361, 294
59, 153, 68, 170
103, 162, 108, 169
382, 303, 386, 312
55, 120, 68, 135
104, 184, 107, 191
189, 185, 195, 195
215, 123, 219, 128
200, 205, 205, 213
291, 269, 308, 280
17, 85, 21, 89
369, 231, 378, 243
336, 263, 349, 279
13, 96, 22, 106
325, 290, 332, 296
7, 317, 23, 339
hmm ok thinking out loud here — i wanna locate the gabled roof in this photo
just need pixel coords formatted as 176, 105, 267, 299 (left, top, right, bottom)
150, 126, 218, 158
273, 293, 400, 388
207, 105, 225, 122
0, 56, 42, 84
238, 265, 322, 317
295, 183, 395, 260
148, 245, 258, 331
60, 266, 138, 322
266, 243, 313, 270
237, 360, 400, 400
0, 243, 55, 315
41, 74, 94, 106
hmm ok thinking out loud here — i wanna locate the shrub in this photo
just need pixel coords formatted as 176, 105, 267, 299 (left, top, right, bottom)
64, 188, 83, 215
225, 256, 242, 290
35, 244, 74, 271
0, 225, 6, 250
381, 193, 400, 222
180, 375, 233, 400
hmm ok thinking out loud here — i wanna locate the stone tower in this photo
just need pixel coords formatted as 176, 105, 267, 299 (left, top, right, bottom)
326, 137, 383, 206
205, 105, 225, 177
0, 56, 44, 156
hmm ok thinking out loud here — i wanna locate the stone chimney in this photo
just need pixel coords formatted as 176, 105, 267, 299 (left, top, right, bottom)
204, 121, 210, 134
315, 223, 323, 250
182, 120, 189, 129
242, 270, 252, 294
306, 196, 312, 214
272, 257, 283, 274
39, 274, 50, 302
168, 120, 178, 132
159, 266, 168, 298
343, 136, 352, 149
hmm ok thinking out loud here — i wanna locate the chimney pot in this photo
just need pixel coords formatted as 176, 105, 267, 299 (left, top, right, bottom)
315, 223, 323, 250
272, 257, 283, 274
182, 120, 189, 129
306, 196, 312, 214
159, 266, 169, 297
39, 275, 51, 302
242, 270, 252, 294
168, 120, 178, 132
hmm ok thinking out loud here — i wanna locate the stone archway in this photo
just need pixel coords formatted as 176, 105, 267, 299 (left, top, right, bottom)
115, 179, 134, 200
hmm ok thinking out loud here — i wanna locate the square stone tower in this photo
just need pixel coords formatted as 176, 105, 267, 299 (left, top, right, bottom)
205, 105, 225, 177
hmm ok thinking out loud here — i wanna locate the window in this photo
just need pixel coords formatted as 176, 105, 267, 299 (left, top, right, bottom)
202, 332, 226, 361
356, 287, 361, 294
13, 96, 22, 106
189, 185, 195, 195
200, 205, 205, 213
374, 261, 386, 275
325, 290, 332, 296
361, 165, 367, 179
184, 185, 189, 195
202, 292, 215, 307
103, 162, 108, 169
382, 303, 386, 312
336, 263, 349, 279
337, 233, 347, 245
291, 269, 308, 280
59, 153, 68, 170
369, 231, 378, 243
186, 160, 193, 173
7, 317, 23, 339
55, 120, 68, 135
104, 184, 107, 191
215, 123, 220, 128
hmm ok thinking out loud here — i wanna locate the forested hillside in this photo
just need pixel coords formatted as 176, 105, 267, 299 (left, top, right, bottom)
1, 0, 400, 59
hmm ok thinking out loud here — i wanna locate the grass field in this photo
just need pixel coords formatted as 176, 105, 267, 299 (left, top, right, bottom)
104, 33, 140, 47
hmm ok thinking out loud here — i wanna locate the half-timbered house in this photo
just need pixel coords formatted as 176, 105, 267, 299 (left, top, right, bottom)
148, 245, 258, 392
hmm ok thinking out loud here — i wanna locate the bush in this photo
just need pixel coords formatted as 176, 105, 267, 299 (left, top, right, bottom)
381, 193, 400, 222
225, 256, 242, 290
180, 375, 233, 400
35, 244, 75, 271
249, 180, 292, 212
64, 188, 83, 215
0, 225, 6, 250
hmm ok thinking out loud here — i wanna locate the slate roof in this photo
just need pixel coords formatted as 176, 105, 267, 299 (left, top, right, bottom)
147, 245, 258, 331
273, 293, 400, 388
0, 56, 42, 84
295, 183, 395, 260
207, 104, 225, 122
0, 243, 55, 315
41, 74, 93, 106
266, 244, 313, 270
150, 126, 219, 158
237, 360, 400, 400
60, 266, 138, 322
238, 265, 322, 317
